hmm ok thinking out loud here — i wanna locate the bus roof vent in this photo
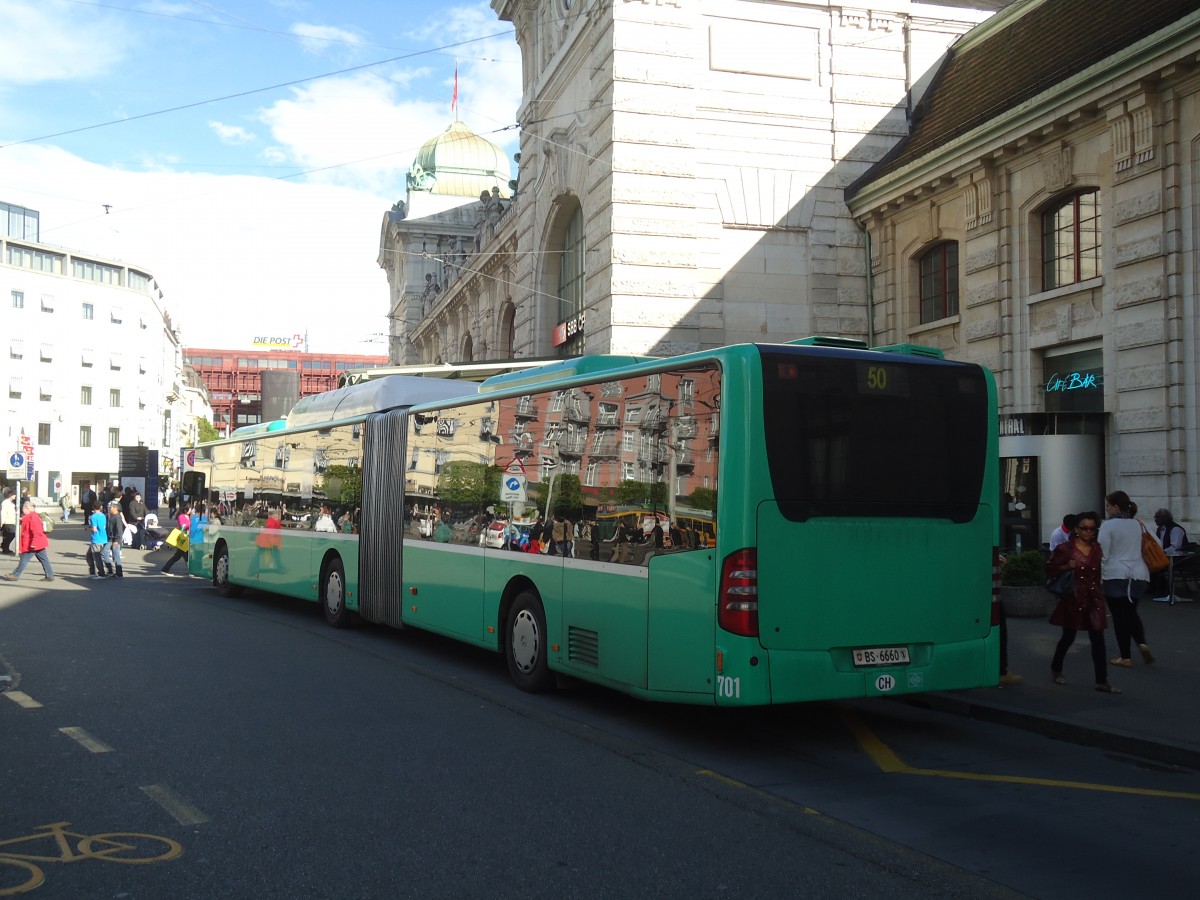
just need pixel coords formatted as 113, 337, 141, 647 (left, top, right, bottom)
478, 355, 653, 393
786, 335, 869, 350
873, 342, 945, 359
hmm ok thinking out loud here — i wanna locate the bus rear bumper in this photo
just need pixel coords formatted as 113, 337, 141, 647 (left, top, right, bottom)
762, 631, 1001, 704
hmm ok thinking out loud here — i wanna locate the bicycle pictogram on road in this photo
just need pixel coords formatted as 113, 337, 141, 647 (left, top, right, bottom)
0, 821, 182, 896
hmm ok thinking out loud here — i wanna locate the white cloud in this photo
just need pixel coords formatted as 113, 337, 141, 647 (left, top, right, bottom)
250, 23, 523, 196
255, 73, 452, 195
0, 144, 393, 354
0, 0, 128, 84
209, 121, 257, 145
290, 22, 366, 55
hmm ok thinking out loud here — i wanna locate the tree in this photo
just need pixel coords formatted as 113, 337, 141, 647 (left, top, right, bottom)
617, 479, 666, 507
689, 487, 717, 514
196, 417, 220, 443
549, 473, 584, 516
321, 464, 363, 507
438, 460, 500, 508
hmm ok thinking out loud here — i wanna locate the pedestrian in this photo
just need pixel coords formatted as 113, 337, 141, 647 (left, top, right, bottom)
59, 490, 73, 524
105, 500, 125, 578
1, 488, 17, 555
998, 601, 1023, 686
1099, 490, 1154, 667
1048, 513, 1078, 552
1, 500, 55, 582
549, 514, 565, 556
88, 500, 109, 580
1045, 510, 1120, 693
1154, 507, 1188, 552
314, 504, 337, 533
128, 491, 148, 549
80, 481, 98, 520
161, 504, 191, 576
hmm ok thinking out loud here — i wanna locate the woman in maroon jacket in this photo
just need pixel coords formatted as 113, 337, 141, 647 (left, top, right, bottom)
1045, 511, 1117, 693
2, 500, 55, 582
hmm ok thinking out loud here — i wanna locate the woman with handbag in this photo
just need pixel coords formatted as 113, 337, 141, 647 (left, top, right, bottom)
1045, 511, 1120, 693
161, 504, 192, 577
1099, 490, 1154, 667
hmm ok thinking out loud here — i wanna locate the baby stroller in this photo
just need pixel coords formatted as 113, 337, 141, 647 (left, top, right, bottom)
143, 514, 165, 550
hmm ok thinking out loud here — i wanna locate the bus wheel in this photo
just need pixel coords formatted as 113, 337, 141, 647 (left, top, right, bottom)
214, 546, 241, 598
505, 590, 553, 692
322, 557, 350, 628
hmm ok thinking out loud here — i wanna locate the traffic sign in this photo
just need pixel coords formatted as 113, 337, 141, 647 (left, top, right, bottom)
503, 458, 525, 476
500, 472, 527, 503
7, 451, 26, 480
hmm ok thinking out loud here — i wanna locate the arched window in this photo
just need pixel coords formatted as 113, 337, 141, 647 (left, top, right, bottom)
461, 334, 473, 362
918, 241, 959, 324
499, 303, 515, 357
558, 206, 584, 324
1042, 190, 1101, 290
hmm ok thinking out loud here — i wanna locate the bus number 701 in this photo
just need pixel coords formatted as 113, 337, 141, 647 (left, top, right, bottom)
716, 675, 741, 699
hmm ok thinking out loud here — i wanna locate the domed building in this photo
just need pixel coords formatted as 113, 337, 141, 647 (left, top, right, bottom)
377, 120, 515, 365
407, 120, 511, 199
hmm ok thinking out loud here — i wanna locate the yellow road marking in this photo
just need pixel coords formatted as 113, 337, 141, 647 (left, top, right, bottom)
4, 691, 43, 709
141, 784, 209, 826
841, 708, 1200, 802
58, 727, 113, 754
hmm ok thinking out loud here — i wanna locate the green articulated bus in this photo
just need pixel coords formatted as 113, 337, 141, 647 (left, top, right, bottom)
185, 338, 1000, 705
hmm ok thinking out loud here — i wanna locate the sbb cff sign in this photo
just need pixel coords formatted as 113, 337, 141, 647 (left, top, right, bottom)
551, 311, 585, 347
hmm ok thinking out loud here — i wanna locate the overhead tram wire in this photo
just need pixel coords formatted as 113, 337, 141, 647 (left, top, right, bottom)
0, 29, 513, 152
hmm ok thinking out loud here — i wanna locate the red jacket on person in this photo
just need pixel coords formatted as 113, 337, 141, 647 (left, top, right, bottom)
18, 510, 49, 554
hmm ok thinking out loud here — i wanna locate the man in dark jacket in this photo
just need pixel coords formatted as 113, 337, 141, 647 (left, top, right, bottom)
128, 492, 149, 550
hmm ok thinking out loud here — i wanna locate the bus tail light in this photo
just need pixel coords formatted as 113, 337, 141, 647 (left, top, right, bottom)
991, 547, 1003, 627
719, 549, 759, 637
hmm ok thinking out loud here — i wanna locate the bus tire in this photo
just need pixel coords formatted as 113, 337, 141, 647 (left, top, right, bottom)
321, 556, 350, 628
213, 545, 242, 598
505, 590, 553, 692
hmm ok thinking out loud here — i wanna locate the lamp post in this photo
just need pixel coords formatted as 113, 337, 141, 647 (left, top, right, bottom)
541, 456, 560, 519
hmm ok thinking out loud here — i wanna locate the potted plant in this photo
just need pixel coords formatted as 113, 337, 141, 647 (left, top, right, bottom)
1001, 550, 1053, 617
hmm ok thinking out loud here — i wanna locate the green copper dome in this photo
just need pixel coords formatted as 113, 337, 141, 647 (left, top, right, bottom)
407, 120, 510, 198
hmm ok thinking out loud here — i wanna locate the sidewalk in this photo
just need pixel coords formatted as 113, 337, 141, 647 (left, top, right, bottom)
911, 596, 1200, 771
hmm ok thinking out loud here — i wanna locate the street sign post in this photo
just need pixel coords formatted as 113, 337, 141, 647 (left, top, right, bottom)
7, 451, 26, 481
500, 458, 527, 504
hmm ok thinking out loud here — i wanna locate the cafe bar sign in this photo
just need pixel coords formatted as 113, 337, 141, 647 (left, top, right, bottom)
1043, 346, 1104, 414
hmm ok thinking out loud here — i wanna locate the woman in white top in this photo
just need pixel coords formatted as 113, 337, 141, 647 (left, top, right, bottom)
1099, 490, 1154, 667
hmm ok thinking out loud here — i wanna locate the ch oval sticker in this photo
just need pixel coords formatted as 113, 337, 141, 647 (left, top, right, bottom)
875, 674, 896, 693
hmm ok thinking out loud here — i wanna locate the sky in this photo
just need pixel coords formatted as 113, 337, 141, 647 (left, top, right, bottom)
0, 0, 523, 354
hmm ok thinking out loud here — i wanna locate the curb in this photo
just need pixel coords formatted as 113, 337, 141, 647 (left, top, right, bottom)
901, 692, 1200, 772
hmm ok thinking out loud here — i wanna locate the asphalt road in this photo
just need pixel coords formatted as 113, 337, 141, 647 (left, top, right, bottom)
2, 566, 1197, 899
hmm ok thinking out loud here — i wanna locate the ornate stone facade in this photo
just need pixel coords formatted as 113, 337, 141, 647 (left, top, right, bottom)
401, 2, 989, 364
846, 1, 1200, 534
